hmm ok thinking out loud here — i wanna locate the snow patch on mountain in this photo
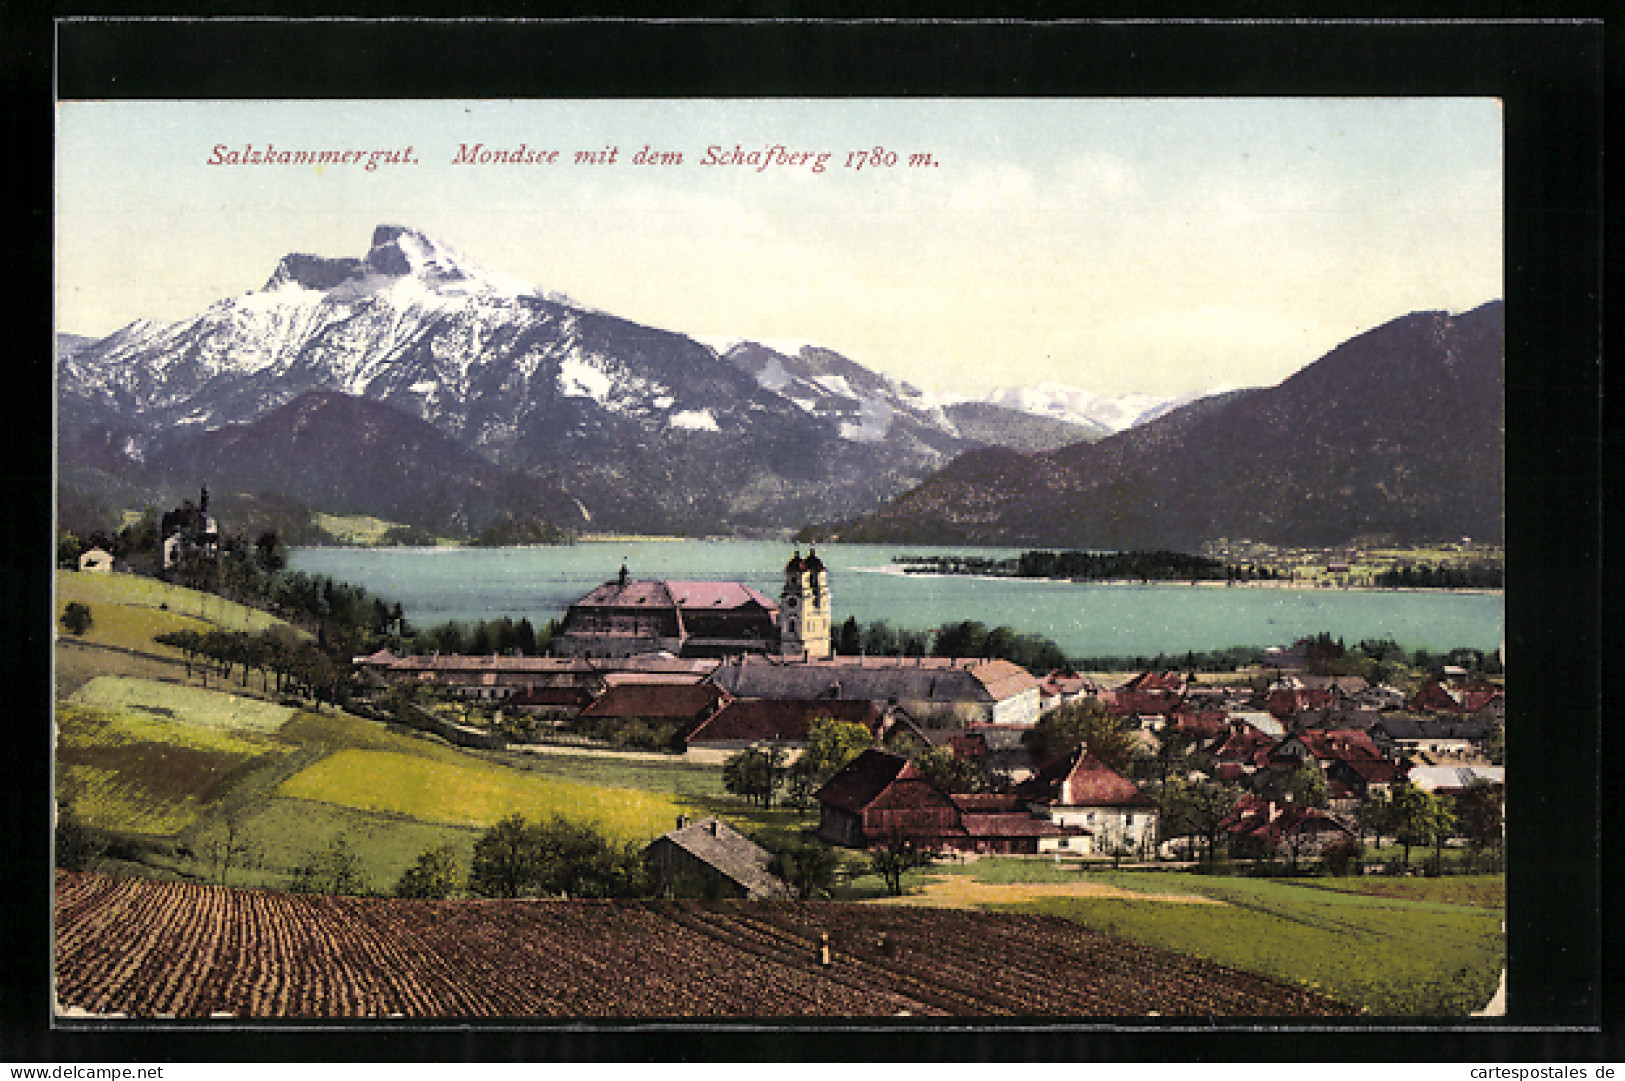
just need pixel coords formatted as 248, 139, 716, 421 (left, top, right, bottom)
557, 356, 614, 402
669, 409, 720, 432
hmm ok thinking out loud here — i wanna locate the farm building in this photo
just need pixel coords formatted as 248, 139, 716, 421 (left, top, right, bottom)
643, 816, 790, 900
709, 654, 1041, 728
77, 547, 115, 573
353, 651, 718, 699
814, 749, 1086, 855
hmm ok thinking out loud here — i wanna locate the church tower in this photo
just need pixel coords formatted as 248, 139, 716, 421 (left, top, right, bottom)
779, 548, 831, 659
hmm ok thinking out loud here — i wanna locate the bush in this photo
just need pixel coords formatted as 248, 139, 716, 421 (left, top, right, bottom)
394, 844, 462, 899
1322, 838, 1365, 877
468, 814, 652, 899
60, 602, 94, 637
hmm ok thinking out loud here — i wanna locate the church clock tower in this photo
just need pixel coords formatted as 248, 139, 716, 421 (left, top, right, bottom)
778, 548, 831, 659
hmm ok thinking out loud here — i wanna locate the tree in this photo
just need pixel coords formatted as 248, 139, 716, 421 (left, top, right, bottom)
208, 810, 260, 887
722, 745, 788, 808
1455, 781, 1504, 870
912, 747, 987, 794
467, 813, 537, 898
1358, 789, 1393, 848
1179, 780, 1243, 869
1022, 699, 1137, 772
1322, 837, 1365, 877
527, 816, 651, 898
800, 718, 874, 777
55, 801, 104, 872
869, 829, 933, 896
395, 844, 463, 899
1286, 762, 1329, 809
767, 838, 842, 900
785, 718, 873, 808
1390, 782, 1446, 869
59, 602, 94, 637
467, 814, 650, 899
861, 620, 900, 656
57, 531, 83, 569
253, 530, 288, 572
289, 834, 369, 896
835, 616, 862, 655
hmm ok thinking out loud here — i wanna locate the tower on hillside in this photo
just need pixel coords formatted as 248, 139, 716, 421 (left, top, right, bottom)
779, 547, 831, 659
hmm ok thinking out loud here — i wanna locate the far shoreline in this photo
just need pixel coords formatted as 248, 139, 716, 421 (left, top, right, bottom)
856, 565, 1503, 597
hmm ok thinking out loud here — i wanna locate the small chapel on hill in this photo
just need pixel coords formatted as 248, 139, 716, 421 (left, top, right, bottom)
552, 549, 832, 660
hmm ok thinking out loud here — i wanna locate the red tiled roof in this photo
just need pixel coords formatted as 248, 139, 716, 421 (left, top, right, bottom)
573, 578, 778, 613
1121, 671, 1184, 693
1220, 796, 1353, 845
958, 813, 1088, 838
1169, 711, 1231, 738
948, 793, 1028, 813
506, 686, 594, 708
1208, 726, 1278, 762
1338, 757, 1402, 784
1298, 729, 1381, 762
684, 698, 881, 744
1016, 749, 1155, 809
578, 681, 728, 721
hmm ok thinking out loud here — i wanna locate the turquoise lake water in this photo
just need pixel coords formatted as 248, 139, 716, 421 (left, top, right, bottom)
288, 540, 1504, 659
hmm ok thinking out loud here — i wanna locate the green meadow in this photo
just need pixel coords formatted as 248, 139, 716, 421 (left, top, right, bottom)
925, 861, 1504, 1016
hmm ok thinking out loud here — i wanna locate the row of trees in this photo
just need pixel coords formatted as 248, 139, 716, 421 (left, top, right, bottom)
154, 627, 346, 702
830, 617, 1068, 673
1015, 549, 1278, 583
406, 616, 560, 658
1372, 563, 1504, 590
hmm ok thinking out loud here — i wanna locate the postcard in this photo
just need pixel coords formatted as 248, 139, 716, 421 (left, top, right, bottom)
41, 22, 1600, 1054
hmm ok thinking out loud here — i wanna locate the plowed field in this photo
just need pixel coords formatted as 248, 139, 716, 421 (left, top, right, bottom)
55, 871, 1356, 1019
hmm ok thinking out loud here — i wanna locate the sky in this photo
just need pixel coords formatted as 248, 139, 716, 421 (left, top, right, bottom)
55, 98, 1501, 399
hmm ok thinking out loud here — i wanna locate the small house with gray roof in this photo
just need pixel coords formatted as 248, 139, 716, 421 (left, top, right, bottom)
643, 816, 790, 900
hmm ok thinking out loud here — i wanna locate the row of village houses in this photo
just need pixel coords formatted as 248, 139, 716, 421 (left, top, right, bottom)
355, 645, 1503, 864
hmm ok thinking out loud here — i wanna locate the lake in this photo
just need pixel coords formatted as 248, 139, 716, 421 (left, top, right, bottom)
288, 540, 1504, 660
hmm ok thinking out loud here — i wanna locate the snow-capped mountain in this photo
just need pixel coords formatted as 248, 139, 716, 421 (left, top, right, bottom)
980, 383, 1224, 435
56, 225, 993, 534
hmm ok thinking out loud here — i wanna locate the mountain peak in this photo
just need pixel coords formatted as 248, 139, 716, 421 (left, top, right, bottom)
365, 224, 468, 281
260, 225, 545, 300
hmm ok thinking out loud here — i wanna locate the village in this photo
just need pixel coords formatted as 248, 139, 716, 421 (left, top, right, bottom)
347, 545, 1505, 895
53, 493, 1508, 1017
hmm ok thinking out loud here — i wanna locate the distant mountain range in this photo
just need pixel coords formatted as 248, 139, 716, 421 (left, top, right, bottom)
837, 301, 1504, 549
52, 225, 1122, 538
979, 384, 1204, 435
55, 224, 1498, 548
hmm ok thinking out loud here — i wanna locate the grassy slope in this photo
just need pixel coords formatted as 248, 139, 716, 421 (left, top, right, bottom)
913, 861, 1503, 1016
277, 748, 687, 838
56, 679, 773, 893
54, 570, 308, 697
56, 570, 291, 637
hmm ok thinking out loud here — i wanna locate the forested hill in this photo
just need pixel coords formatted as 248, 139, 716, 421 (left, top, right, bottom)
838, 302, 1503, 550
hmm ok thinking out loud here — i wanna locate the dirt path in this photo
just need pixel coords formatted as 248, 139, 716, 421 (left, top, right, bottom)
865, 874, 1228, 909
